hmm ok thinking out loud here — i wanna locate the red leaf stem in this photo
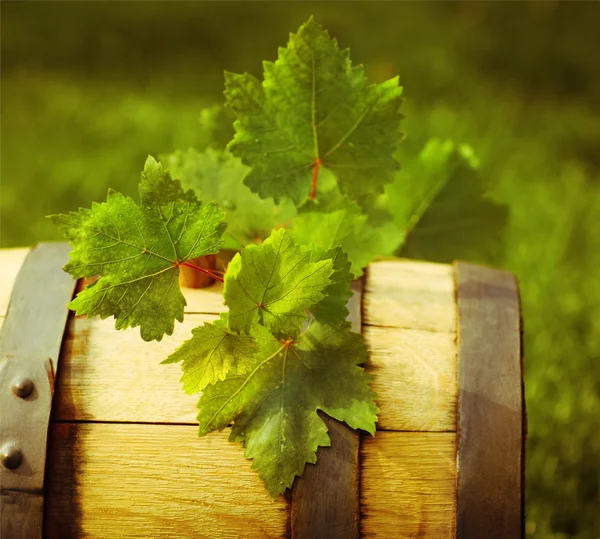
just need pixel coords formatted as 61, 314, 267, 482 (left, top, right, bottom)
309, 158, 322, 200
180, 261, 224, 283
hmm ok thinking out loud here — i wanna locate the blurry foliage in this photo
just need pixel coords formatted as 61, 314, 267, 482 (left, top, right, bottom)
2, 1, 599, 536
389, 138, 508, 265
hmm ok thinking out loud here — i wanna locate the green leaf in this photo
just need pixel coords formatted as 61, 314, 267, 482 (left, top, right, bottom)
161, 313, 259, 394
160, 147, 296, 249
197, 321, 378, 498
386, 138, 508, 264
293, 200, 404, 276
309, 246, 353, 327
49, 156, 226, 341
223, 229, 333, 337
225, 17, 403, 205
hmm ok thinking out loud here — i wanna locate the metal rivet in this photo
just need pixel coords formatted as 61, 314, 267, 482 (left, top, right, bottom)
12, 377, 34, 398
1, 443, 23, 470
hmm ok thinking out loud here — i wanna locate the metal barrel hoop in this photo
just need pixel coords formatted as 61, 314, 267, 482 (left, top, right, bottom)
0, 243, 77, 539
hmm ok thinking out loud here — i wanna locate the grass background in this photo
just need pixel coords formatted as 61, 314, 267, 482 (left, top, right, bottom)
2, 2, 599, 536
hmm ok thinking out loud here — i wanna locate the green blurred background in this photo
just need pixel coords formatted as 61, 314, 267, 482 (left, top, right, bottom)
2, 1, 599, 536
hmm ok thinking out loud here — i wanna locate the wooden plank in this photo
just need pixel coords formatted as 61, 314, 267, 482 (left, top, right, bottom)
0, 247, 29, 317
50, 315, 459, 430
48, 290, 459, 432
365, 326, 457, 432
360, 431, 457, 539
454, 262, 523, 539
179, 282, 225, 314
290, 280, 363, 539
44, 423, 288, 539
364, 260, 456, 333
53, 315, 218, 424
44, 426, 459, 539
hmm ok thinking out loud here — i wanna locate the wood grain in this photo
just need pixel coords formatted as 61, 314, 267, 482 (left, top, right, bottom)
0, 247, 29, 317
44, 424, 457, 539
365, 326, 457, 432
454, 262, 524, 538
44, 423, 288, 539
364, 260, 456, 333
361, 431, 457, 539
52, 315, 217, 424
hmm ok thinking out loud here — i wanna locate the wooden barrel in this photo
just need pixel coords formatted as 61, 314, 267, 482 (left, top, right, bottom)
0, 244, 525, 539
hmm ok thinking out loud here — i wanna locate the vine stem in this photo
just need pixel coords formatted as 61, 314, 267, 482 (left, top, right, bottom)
180, 261, 224, 283
309, 158, 322, 200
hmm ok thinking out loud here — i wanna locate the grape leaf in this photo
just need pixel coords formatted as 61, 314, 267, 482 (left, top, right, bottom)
224, 229, 333, 337
225, 17, 403, 205
49, 156, 226, 341
309, 246, 353, 327
386, 138, 508, 264
197, 321, 378, 498
293, 201, 404, 276
161, 313, 259, 394
161, 147, 296, 249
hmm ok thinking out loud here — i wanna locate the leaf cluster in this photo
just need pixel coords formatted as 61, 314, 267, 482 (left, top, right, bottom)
166, 229, 377, 497
165, 17, 507, 274
52, 153, 377, 497
50, 16, 508, 498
